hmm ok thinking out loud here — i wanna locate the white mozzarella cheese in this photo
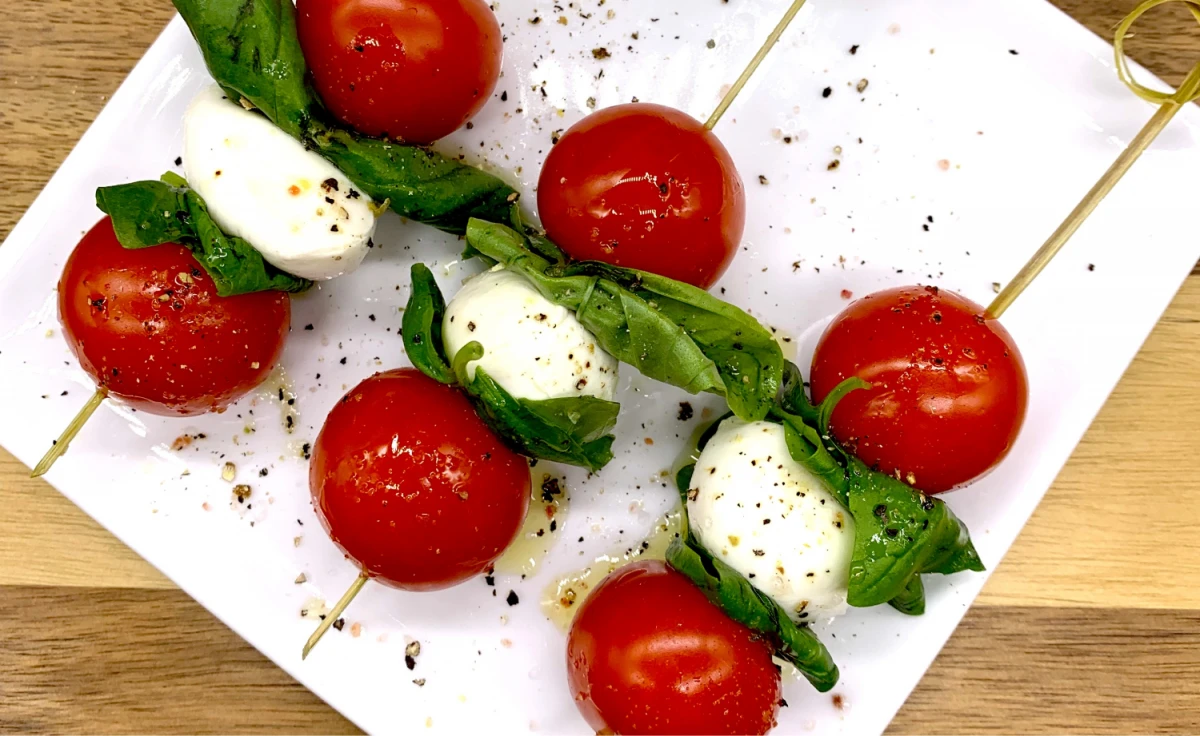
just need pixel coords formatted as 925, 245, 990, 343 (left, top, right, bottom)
182, 85, 376, 281
687, 418, 855, 623
442, 267, 619, 402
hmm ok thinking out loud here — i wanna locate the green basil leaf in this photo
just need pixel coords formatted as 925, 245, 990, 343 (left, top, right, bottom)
306, 129, 519, 233
504, 206, 568, 265
777, 414, 850, 506
172, 0, 518, 234
96, 176, 312, 296
523, 228, 569, 265
519, 396, 621, 444
465, 220, 724, 395
675, 464, 696, 499
666, 534, 840, 692
888, 574, 926, 616
844, 457, 985, 608
462, 219, 590, 301
815, 376, 871, 437
938, 541, 988, 575
465, 218, 783, 421
401, 264, 456, 384
557, 261, 783, 422
777, 360, 868, 445
778, 360, 818, 425
776, 362, 861, 499
171, 0, 312, 138
576, 280, 729, 395
96, 178, 191, 248
446, 343, 616, 471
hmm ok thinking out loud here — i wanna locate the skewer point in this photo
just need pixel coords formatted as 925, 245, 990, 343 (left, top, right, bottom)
703, 0, 809, 131
30, 386, 108, 478
301, 571, 370, 660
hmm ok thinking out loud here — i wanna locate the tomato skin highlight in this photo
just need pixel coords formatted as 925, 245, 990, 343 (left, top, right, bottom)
537, 103, 745, 289
296, 0, 503, 144
810, 285, 1029, 493
310, 368, 530, 590
58, 217, 290, 416
566, 560, 782, 735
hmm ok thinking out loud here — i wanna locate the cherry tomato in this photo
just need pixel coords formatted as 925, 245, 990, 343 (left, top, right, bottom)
310, 368, 530, 590
567, 560, 781, 735
59, 217, 290, 416
296, 0, 503, 144
810, 285, 1028, 493
537, 103, 746, 289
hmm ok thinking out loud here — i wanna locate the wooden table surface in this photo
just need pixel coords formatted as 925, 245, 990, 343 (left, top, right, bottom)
2, 1, 1199, 733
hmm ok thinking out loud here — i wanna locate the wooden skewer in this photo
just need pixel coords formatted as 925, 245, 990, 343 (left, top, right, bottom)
987, 0, 1200, 318
302, 571, 369, 660
987, 62, 1200, 318
30, 387, 108, 478
704, 0, 809, 131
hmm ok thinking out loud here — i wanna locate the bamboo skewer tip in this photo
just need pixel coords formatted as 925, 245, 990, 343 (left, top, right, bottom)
302, 572, 370, 660
30, 386, 108, 478
704, 0, 809, 131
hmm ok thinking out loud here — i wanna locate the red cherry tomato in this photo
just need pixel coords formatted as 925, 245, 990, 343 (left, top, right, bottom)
810, 285, 1028, 493
59, 217, 290, 416
296, 0, 503, 144
310, 368, 530, 590
538, 103, 746, 289
567, 560, 781, 735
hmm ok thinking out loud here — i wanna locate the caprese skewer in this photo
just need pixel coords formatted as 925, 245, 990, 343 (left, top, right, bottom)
42, 0, 512, 476
33, 71, 383, 473
561, 362, 984, 733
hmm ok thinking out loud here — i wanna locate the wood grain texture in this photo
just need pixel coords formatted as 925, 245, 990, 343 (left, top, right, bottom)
0, 2, 176, 240
892, 606, 1200, 734
0, 587, 356, 735
0, 586, 1196, 735
0, 0, 1198, 733
977, 276, 1200, 611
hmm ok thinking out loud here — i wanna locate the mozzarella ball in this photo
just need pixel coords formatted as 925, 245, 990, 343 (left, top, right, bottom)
442, 267, 618, 402
183, 85, 376, 280
687, 418, 855, 623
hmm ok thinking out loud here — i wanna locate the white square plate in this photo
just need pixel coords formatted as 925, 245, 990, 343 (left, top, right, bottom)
2, 0, 1197, 733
